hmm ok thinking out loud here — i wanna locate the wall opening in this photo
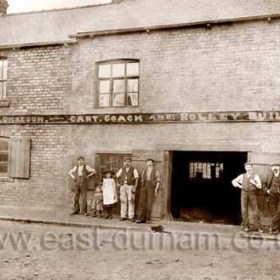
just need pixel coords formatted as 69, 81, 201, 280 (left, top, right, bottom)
171, 151, 247, 225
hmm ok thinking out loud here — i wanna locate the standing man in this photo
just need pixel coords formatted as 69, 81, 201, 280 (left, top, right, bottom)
264, 164, 280, 234
69, 156, 96, 216
136, 159, 161, 224
116, 158, 139, 222
232, 163, 262, 232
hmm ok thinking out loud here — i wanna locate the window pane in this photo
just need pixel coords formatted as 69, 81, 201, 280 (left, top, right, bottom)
127, 63, 139, 76
99, 64, 111, 78
127, 79, 138, 92
0, 154, 8, 162
99, 94, 110, 107
0, 164, 8, 173
113, 80, 125, 93
113, 92, 125, 107
99, 80, 110, 93
127, 92, 138, 106
112, 64, 125, 77
0, 139, 8, 150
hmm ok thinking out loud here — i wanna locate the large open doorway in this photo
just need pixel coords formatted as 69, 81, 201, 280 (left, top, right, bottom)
171, 151, 247, 225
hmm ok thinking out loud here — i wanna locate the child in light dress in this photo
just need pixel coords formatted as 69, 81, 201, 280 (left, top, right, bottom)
102, 170, 118, 219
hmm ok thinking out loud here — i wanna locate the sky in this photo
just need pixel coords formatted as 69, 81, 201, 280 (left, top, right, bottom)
8, 0, 111, 13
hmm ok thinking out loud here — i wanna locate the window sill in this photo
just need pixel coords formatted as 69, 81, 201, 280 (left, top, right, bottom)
0, 177, 14, 182
0, 100, 10, 107
93, 107, 141, 114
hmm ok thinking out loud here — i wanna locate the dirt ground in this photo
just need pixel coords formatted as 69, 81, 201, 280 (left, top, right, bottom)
0, 220, 279, 280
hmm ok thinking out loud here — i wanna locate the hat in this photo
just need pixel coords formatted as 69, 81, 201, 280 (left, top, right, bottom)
103, 170, 115, 175
77, 156, 85, 160
124, 157, 132, 162
244, 162, 252, 166
271, 164, 280, 167
146, 158, 155, 163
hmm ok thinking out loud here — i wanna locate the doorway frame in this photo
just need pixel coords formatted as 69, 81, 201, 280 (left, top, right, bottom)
162, 144, 258, 221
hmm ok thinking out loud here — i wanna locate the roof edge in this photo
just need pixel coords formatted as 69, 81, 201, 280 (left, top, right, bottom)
0, 39, 77, 50
70, 13, 279, 38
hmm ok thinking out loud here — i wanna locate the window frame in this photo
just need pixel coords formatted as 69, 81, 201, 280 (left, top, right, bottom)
0, 57, 8, 100
97, 59, 140, 108
97, 153, 132, 174
189, 161, 224, 181
0, 137, 10, 177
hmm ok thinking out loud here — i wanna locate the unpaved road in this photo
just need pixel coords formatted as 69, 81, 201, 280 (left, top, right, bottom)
0, 220, 279, 280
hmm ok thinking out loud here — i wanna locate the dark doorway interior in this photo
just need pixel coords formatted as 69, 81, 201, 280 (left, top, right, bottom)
171, 151, 247, 225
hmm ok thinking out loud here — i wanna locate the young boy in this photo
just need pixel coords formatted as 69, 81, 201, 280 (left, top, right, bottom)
91, 184, 103, 218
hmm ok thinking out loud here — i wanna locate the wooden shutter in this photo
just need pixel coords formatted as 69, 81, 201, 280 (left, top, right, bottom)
10, 136, 31, 178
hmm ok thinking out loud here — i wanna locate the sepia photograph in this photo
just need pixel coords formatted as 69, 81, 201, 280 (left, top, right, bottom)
0, 0, 280, 279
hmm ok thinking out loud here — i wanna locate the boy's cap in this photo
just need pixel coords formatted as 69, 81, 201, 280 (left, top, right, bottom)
124, 158, 132, 162
77, 156, 85, 160
146, 158, 155, 163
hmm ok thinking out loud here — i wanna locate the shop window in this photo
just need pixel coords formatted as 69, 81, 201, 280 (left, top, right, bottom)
0, 57, 7, 100
189, 162, 223, 180
0, 136, 30, 179
98, 153, 131, 175
97, 60, 139, 108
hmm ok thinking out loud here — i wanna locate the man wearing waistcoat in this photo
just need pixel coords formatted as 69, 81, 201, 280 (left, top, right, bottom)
116, 158, 139, 221
232, 163, 262, 232
69, 156, 96, 216
136, 158, 161, 224
264, 164, 280, 234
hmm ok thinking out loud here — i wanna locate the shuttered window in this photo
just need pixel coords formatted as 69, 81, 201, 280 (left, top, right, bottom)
9, 137, 31, 178
0, 136, 31, 179
0, 137, 9, 176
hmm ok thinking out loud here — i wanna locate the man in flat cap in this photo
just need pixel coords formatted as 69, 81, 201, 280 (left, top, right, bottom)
136, 158, 161, 224
69, 156, 96, 216
232, 162, 262, 232
116, 158, 139, 221
263, 164, 280, 234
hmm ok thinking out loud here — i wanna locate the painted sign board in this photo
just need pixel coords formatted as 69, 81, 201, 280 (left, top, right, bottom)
1, 111, 280, 125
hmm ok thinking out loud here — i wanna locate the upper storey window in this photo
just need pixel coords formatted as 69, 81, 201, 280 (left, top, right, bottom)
97, 60, 139, 108
0, 57, 7, 100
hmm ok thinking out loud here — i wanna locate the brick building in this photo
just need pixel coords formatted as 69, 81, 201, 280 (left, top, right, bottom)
1, 0, 280, 225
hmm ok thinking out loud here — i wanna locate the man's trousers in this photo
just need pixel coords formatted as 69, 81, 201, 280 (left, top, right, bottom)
73, 177, 88, 214
269, 193, 280, 231
241, 190, 260, 230
120, 184, 135, 219
138, 181, 155, 222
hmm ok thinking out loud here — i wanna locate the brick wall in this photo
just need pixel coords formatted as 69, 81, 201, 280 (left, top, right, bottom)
2, 20, 280, 115
2, 45, 71, 115
0, 125, 70, 208
69, 20, 280, 114
1, 19, 280, 213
